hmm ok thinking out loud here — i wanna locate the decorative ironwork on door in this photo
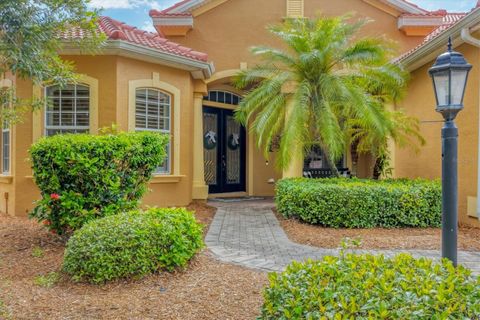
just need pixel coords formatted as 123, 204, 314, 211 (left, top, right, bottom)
226, 114, 241, 185
203, 112, 218, 186
203, 107, 246, 193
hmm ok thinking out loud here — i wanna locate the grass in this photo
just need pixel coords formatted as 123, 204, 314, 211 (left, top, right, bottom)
34, 272, 60, 288
31, 246, 44, 258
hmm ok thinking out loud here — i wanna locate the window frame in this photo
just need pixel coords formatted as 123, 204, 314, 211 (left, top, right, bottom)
0, 83, 12, 175
32, 74, 98, 143
135, 87, 172, 175
128, 73, 181, 178
43, 83, 91, 136
2, 120, 10, 175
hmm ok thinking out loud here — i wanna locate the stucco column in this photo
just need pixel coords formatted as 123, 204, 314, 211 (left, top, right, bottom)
282, 147, 303, 178
192, 91, 209, 199
282, 96, 303, 178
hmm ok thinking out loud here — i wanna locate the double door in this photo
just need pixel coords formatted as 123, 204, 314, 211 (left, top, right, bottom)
203, 107, 246, 193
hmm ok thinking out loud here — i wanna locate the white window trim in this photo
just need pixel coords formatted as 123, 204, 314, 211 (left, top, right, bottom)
43, 84, 91, 136
135, 93, 172, 175
0, 78, 12, 176
32, 74, 99, 142
2, 123, 10, 175
128, 72, 181, 176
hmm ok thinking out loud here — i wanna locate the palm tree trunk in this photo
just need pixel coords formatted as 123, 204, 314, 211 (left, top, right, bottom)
325, 154, 341, 177
372, 156, 382, 180
350, 140, 359, 177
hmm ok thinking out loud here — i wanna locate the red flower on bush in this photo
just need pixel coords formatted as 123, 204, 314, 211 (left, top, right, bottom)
50, 193, 60, 200
43, 220, 51, 226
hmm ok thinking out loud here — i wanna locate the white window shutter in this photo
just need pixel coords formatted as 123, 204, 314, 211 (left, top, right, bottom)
286, 0, 304, 18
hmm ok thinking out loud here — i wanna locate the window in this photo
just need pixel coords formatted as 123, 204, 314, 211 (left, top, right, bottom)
0, 88, 10, 174
45, 84, 90, 136
135, 88, 171, 174
2, 120, 9, 174
204, 90, 242, 105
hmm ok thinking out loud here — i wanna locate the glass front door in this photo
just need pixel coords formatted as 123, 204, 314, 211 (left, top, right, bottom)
203, 107, 246, 193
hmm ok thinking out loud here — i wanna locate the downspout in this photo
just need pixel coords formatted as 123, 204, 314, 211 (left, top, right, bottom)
461, 26, 480, 220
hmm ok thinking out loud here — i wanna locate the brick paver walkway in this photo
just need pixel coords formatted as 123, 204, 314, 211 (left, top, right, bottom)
205, 200, 480, 275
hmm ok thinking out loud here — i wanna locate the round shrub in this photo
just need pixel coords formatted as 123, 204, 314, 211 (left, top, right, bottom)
63, 208, 204, 283
275, 178, 441, 228
260, 254, 480, 319
29, 132, 169, 235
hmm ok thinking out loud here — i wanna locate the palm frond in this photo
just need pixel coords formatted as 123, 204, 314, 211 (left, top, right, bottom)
235, 14, 421, 171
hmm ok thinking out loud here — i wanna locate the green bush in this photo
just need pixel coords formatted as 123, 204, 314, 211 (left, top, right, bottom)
276, 178, 441, 228
63, 208, 204, 283
29, 132, 169, 235
260, 253, 480, 319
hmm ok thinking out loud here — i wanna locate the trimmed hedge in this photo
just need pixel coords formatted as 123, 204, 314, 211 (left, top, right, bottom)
260, 253, 480, 319
276, 178, 441, 228
29, 132, 169, 235
63, 208, 204, 283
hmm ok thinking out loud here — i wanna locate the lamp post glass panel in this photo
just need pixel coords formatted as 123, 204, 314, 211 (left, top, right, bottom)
428, 38, 472, 266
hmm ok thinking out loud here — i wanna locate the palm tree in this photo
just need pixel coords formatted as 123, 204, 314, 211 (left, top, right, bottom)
348, 110, 425, 179
234, 15, 423, 176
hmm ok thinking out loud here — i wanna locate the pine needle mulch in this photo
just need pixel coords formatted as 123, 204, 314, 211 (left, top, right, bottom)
0, 203, 267, 320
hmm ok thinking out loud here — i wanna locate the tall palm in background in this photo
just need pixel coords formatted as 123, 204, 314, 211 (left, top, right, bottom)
234, 15, 424, 176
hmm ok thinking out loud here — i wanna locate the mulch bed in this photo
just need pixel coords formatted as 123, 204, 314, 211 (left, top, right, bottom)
0, 203, 267, 320
276, 212, 480, 251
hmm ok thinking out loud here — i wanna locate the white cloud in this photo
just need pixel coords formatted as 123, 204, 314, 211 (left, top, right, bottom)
89, 0, 132, 9
141, 20, 158, 33
88, 0, 167, 10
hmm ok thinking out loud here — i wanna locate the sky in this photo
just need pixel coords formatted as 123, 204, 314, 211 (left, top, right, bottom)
88, 0, 178, 32
89, 0, 478, 32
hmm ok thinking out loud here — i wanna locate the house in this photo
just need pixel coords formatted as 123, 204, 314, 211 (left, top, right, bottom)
396, 5, 480, 228
0, 0, 478, 227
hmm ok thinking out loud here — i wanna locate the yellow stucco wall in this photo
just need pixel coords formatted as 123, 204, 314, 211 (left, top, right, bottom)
0, 73, 16, 215
169, 0, 424, 72
304, 0, 424, 53
115, 56, 195, 207
5, 55, 196, 216
395, 42, 480, 227
165, 0, 424, 186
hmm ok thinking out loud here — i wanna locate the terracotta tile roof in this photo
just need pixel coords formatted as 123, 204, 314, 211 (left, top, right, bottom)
424, 13, 466, 41
149, 10, 192, 18
396, 1, 480, 62
396, 12, 468, 61
59, 16, 208, 62
400, 9, 446, 18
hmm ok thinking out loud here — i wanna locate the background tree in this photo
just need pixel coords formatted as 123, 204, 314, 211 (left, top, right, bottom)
0, 0, 105, 124
234, 15, 424, 177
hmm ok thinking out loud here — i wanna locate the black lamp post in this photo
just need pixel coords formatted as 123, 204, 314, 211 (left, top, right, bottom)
428, 38, 472, 266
